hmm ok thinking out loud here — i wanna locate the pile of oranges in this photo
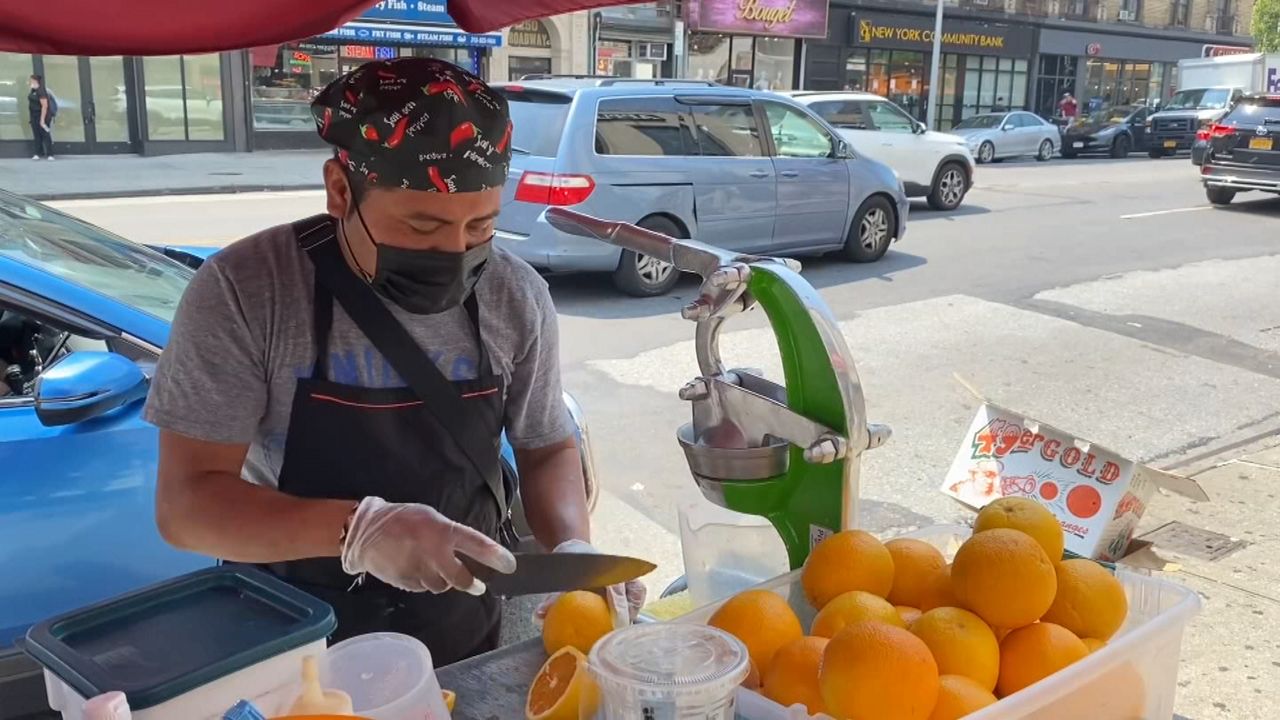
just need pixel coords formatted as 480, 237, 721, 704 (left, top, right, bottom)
707, 497, 1136, 720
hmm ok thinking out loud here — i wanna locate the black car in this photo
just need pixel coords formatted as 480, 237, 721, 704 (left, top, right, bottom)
1061, 105, 1150, 159
1200, 94, 1280, 205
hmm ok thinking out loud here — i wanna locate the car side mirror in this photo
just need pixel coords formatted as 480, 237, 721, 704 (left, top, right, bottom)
35, 351, 148, 427
914, 121, 927, 134
1001, 125, 1013, 131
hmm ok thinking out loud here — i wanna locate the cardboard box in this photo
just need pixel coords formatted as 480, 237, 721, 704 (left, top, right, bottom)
941, 401, 1208, 562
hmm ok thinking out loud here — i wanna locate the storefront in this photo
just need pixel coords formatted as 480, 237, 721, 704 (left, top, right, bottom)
505, 20, 555, 79
684, 0, 828, 90
247, 2, 500, 150
1033, 29, 1246, 119
1, 51, 238, 157
804, 8, 1035, 128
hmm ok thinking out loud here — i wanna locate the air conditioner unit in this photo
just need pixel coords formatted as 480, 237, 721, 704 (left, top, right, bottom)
637, 42, 668, 60
1204, 14, 1217, 30
1117, 8, 1136, 20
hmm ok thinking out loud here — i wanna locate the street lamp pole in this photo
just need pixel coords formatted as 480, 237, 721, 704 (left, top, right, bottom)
925, 0, 945, 129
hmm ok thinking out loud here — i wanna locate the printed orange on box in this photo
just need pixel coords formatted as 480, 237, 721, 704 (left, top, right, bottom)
941, 402, 1207, 561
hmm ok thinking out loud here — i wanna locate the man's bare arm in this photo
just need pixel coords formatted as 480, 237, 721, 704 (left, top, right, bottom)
515, 436, 590, 551
155, 429, 353, 563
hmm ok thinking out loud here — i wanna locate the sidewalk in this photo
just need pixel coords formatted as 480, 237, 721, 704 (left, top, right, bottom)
0, 151, 328, 200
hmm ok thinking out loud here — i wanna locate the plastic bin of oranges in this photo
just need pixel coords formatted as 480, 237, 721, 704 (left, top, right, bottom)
679, 498, 1201, 720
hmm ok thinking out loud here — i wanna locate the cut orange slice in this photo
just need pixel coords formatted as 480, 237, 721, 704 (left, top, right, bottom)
442, 689, 456, 712
526, 646, 597, 720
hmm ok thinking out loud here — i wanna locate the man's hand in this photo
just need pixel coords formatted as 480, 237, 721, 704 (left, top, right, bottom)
533, 539, 647, 627
342, 496, 517, 594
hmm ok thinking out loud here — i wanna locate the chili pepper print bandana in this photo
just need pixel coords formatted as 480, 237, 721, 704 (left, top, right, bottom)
311, 57, 512, 193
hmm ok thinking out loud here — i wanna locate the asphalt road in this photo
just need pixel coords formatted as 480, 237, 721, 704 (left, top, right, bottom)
50, 155, 1280, 719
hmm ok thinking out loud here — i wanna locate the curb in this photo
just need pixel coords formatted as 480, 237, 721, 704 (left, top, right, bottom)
28, 183, 325, 202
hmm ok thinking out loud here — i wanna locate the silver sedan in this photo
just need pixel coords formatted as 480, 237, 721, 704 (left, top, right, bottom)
950, 111, 1059, 164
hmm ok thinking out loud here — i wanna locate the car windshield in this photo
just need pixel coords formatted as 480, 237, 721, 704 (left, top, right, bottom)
1083, 106, 1136, 124
0, 192, 192, 321
496, 87, 572, 156
954, 115, 1004, 129
1164, 88, 1233, 110
1225, 97, 1280, 124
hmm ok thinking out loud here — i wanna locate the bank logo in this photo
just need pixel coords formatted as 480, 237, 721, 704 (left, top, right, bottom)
859, 19, 872, 44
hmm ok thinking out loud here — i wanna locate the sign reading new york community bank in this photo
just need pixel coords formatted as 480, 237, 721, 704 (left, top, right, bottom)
850, 11, 1033, 58
687, 0, 831, 39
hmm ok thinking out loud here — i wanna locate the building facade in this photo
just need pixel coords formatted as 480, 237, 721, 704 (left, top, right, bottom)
491, 13, 592, 80
801, 0, 1257, 128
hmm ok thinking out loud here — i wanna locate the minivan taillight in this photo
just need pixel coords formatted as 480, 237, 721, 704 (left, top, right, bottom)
514, 171, 596, 206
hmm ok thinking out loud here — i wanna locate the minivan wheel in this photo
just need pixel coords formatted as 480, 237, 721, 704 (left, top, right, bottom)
1206, 186, 1236, 205
927, 162, 968, 211
842, 196, 895, 263
612, 216, 683, 297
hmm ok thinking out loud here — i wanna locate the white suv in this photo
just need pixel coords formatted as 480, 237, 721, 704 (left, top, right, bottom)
788, 91, 976, 211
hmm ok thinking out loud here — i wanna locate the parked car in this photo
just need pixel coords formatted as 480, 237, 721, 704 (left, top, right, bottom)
785, 91, 975, 212
1198, 94, 1280, 206
949, 111, 1059, 164
1060, 105, 1151, 158
0, 191, 598, 718
492, 78, 910, 297
1146, 86, 1242, 159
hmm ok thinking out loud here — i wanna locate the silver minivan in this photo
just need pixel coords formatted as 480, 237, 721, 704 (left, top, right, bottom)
492, 78, 909, 296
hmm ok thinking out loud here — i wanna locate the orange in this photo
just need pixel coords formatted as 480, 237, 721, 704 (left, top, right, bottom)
741, 660, 761, 690
1034, 662, 1147, 720
973, 496, 1066, 561
708, 589, 804, 675
1041, 559, 1128, 641
542, 591, 613, 655
820, 621, 940, 720
886, 538, 949, 609
811, 590, 905, 638
896, 605, 923, 627
526, 646, 598, 720
927, 675, 998, 720
951, 529, 1057, 629
802, 530, 895, 609
910, 607, 1001, 692
1081, 637, 1106, 654
996, 622, 1088, 697
762, 636, 830, 714
442, 690, 456, 712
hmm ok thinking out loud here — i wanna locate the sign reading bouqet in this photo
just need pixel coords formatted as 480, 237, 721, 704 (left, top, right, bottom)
685, 0, 831, 39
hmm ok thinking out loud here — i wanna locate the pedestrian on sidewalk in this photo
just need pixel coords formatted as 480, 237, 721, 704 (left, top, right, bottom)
1059, 92, 1079, 120
992, 97, 1008, 113
28, 74, 54, 160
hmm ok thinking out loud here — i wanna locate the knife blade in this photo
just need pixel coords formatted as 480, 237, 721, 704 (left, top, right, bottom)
461, 552, 655, 597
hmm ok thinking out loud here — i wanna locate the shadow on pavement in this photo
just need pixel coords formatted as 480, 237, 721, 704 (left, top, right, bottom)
1216, 195, 1280, 216
908, 201, 992, 220
548, 249, 928, 320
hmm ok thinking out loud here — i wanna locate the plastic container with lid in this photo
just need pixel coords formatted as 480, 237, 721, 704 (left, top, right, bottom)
22, 566, 336, 720
678, 525, 1203, 720
586, 622, 748, 719
265, 632, 450, 720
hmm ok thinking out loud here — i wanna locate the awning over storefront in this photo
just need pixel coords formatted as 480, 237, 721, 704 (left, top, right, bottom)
318, 22, 503, 48
0, 0, 637, 55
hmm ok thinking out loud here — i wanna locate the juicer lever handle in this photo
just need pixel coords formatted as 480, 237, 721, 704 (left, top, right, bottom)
545, 208, 749, 279
704, 377, 848, 464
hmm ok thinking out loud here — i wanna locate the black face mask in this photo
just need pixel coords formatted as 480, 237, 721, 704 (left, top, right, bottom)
343, 202, 490, 315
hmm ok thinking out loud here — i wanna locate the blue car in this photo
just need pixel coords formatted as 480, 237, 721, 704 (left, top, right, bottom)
0, 190, 597, 717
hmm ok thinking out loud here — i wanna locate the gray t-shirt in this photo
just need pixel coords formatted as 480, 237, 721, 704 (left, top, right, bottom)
144, 220, 572, 488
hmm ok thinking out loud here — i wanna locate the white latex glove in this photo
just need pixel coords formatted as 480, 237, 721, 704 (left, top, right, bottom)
533, 539, 648, 628
340, 496, 517, 595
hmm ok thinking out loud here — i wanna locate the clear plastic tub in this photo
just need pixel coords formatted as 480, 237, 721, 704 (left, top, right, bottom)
265, 633, 450, 720
587, 622, 749, 719
679, 525, 1202, 720
679, 499, 790, 607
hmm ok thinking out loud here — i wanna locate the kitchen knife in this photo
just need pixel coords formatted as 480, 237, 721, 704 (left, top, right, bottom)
461, 552, 655, 597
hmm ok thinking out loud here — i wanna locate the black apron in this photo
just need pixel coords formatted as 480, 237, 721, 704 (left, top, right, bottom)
264, 215, 508, 665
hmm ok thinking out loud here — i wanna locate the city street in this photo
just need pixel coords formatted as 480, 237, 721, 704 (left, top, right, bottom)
51, 156, 1280, 718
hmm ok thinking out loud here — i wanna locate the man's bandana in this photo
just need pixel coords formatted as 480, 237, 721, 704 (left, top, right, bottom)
311, 57, 512, 193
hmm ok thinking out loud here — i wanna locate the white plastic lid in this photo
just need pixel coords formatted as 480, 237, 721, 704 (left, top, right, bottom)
589, 623, 748, 697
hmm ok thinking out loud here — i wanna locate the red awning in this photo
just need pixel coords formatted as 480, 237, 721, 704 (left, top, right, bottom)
0, 0, 638, 56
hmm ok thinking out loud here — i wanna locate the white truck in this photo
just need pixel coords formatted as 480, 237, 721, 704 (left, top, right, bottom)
1145, 52, 1280, 160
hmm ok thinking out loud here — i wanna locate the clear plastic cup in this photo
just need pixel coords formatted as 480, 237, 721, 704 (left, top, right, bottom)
315, 633, 450, 720
587, 623, 749, 719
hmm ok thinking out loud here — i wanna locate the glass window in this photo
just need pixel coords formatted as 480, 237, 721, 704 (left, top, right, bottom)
40, 55, 85, 143
251, 43, 336, 131
730, 36, 753, 87
595, 96, 693, 157
763, 102, 832, 158
867, 100, 917, 133
807, 100, 871, 129
0, 52, 36, 141
89, 57, 130, 144
753, 37, 795, 92
688, 34, 730, 84
144, 54, 225, 141
690, 104, 762, 157
497, 87, 571, 157
844, 52, 868, 91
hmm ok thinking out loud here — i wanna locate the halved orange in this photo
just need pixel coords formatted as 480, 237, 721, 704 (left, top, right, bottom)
442, 690, 456, 712
526, 646, 598, 720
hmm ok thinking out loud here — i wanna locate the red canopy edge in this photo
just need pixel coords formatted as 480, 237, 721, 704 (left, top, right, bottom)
0, 0, 651, 56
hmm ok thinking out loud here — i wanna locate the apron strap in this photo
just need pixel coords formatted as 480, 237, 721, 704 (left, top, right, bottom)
291, 216, 507, 519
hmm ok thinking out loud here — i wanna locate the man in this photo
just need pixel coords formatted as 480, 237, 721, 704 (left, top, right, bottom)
992, 96, 1008, 113
1058, 92, 1079, 120
147, 58, 641, 665
28, 74, 53, 160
